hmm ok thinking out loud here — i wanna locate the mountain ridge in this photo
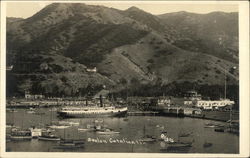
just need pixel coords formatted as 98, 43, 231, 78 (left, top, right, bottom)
6, 3, 239, 97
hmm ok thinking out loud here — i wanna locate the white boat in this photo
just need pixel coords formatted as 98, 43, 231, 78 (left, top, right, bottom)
10, 130, 32, 140
58, 121, 80, 126
94, 119, 104, 123
27, 110, 36, 114
7, 109, 18, 113
10, 135, 32, 140
96, 128, 120, 135
48, 125, 70, 129
78, 128, 93, 132
78, 127, 94, 132
57, 96, 127, 118
78, 124, 98, 132
29, 127, 42, 138
42, 128, 55, 133
58, 106, 128, 118
6, 124, 15, 128
204, 123, 217, 128
38, 133, 60, 141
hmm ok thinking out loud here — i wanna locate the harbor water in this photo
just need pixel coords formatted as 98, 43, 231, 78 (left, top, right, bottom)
6, 108, 239, 153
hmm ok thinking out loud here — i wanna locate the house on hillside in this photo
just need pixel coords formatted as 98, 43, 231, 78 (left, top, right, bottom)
6, 65, 13, 71
86, 67, 97, 73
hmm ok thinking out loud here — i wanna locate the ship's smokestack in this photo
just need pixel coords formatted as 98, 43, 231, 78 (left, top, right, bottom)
86, 99, 88, 106
100, 95, 103, 107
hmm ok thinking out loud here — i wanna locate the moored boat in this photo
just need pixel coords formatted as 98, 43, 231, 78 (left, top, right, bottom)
78, 124, 96, 132
58, 121, 80, 126
57, 106, 128, 118
140, 135, 157, 143
96, 128, 120, 135
57, 96, 128, 118
48, 124, 70, 129
38, 135, 60, 141
10, 129, 32, 140
203, 141, 213, 148
167, 141, 193, 148
204, 123, 216, 128
214, 128, 225, 132
29, 127, 42, 138
38, 130, 60, 141
27, 110, 36, 114
179, 132, 192, 137
53, 139, 84, 149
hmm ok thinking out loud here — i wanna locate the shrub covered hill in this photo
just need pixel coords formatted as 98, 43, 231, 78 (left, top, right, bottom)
7, 3, 239, 99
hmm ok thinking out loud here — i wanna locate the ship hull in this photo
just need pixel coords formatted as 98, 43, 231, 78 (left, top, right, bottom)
38, 136, 60, 141
58, 110, 127, 118
10, 136, 32, 140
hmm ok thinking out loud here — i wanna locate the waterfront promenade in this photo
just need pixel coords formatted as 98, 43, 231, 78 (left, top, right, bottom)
6, 98, 239, 122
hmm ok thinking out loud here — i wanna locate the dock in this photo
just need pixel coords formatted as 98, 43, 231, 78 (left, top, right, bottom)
128, 111, 159, 116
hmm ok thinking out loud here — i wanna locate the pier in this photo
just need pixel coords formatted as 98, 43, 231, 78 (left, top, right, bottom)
128, 111, 159, 116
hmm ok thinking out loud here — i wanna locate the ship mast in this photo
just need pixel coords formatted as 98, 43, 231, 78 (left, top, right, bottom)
100, 95, 103, 107
224, 69, 227, 99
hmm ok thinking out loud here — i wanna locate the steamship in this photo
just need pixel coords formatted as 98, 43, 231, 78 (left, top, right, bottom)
57, 96, 128, 118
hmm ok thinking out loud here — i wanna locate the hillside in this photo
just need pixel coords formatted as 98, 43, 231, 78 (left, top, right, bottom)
6, 3, 239, 97
158, 11, 239, 63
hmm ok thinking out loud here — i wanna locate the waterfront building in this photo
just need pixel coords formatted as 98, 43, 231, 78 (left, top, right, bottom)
183, 91, 202, 106
196, 99, 235, 109
184, 100, 196, 106
25, 92, 45, 99
157, 97, 171, 106
184, 91, 202, 101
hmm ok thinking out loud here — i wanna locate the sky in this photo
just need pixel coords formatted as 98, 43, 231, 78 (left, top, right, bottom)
6, 1, 238, 18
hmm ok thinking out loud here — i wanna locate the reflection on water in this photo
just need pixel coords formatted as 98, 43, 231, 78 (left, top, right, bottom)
6, 108, 239, 153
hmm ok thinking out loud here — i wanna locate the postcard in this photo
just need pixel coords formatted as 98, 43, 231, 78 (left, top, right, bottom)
0, 1, 249, 158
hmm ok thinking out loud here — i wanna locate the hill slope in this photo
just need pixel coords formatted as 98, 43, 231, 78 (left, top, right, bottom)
158, 11, 238, 63
6, 3, 239, 97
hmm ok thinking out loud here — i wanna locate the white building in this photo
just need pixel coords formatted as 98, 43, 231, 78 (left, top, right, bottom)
25, 92, 45, 99
196, 99, 235, 109
184, 100, 195, 106
86, 67, 97, 73
184, 91, 202, 101
157, 97, 171, 106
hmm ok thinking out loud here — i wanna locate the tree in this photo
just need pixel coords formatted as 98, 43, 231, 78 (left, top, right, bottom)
119, 77, 127, 85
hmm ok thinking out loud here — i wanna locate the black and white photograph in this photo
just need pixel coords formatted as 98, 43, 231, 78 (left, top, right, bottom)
0, 0, 249, 157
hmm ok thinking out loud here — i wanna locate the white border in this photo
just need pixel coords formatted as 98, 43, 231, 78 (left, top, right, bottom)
0, 1, 249, 158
